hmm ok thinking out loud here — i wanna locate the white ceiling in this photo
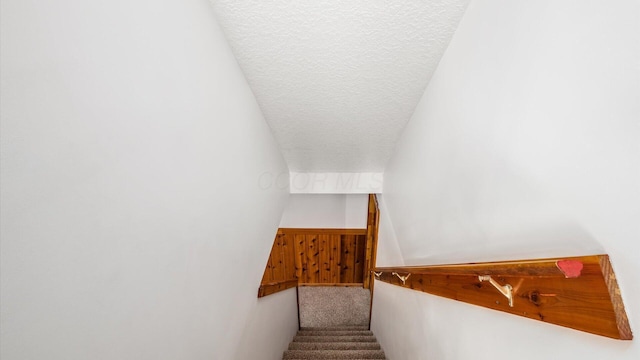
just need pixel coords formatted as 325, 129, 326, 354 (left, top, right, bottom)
210, 0, 469, 173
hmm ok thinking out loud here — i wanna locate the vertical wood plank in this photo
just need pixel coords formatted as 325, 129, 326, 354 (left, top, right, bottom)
294, 234, 306, 282
282, 233, 296, 280
271, 233, 284, 281
341, 235, 355, 283
318, 234, 331, 283
261, 255, 273, 283
340, 235, 348, 282
261, 239, 276, 283
306, 235, 320, 283
330, 235, 341, 283
354, 235, 365, 283
347, 235, 357, 282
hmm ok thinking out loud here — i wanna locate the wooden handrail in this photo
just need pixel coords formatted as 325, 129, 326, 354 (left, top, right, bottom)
373, 255, 632, 340
375, 257, 599, 277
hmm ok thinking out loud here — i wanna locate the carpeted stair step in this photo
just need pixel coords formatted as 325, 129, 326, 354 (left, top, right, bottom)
287, 328, 385, 358
288, 342, 381, 351
282, 349, 386, 359
300, 326, 369, 331
285, 287, 385, 359
293, 335, 377, 343
296, 330, 373, 337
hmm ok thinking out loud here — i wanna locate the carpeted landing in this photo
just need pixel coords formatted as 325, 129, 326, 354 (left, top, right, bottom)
298, 286, 371, 328
283, 326, 386, 359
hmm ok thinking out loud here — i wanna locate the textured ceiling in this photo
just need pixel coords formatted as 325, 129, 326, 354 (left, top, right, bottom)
210, 0, 469, 172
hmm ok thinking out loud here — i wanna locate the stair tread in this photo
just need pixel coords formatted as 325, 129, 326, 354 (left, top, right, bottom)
289, 342, 381, 350
283, 349, 386, 359
293, 335, 377, 343
300, 326, 370, 331
297, 330, 373, 336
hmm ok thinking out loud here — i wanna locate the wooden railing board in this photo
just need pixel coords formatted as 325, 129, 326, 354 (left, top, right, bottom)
374, 255, 632, 340
278, 228, 367, 235
258, 279, 298, 298
298, 283, 364, 287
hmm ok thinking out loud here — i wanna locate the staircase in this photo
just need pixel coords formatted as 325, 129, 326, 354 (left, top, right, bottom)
283, 326, 386, 359
283, 286, 386, 359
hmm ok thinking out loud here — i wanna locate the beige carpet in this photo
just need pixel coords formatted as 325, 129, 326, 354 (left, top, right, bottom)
283, 326, 386, 359
298, 286, 371, 328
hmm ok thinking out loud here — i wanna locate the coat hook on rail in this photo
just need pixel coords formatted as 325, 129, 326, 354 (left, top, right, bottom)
373, 271, 383, 279
479, 275, 514, 307
392, 272, 411, 285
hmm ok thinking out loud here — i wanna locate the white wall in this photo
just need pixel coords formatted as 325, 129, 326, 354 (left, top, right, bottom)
279, 194, 368, 228
345, 195, 369, 230
289, 172, 384, 194
374, 0, 639, 359
0, 1, 297, 359
234, 288, 299, 359
372, 195, 404, 267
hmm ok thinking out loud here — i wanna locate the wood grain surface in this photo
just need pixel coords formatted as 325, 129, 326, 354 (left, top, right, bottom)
374, 255, 632, 340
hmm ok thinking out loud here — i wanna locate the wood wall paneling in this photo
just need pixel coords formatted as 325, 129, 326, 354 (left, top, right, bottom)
259, 195, 381, 297
263, 230, 369, 288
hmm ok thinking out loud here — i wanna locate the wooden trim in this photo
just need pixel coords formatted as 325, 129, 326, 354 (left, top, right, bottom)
278, 228, 367, 235
365, 194, 381, 329
298, 283, 364, 287
363, 194, 380, 290
258, 279, 298, 298
363, 203, 373, 289
374, 255, 633, 340
370, 195, 380, 275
